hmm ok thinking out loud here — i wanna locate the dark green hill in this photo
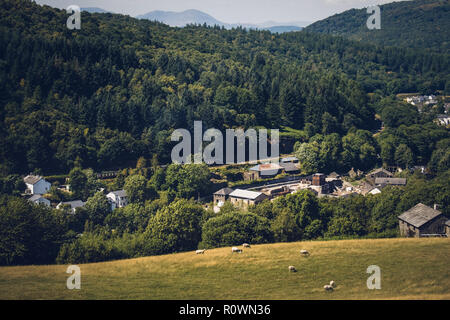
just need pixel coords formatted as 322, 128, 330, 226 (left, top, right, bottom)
304, 0, 450, 53
0, 0, 448, 173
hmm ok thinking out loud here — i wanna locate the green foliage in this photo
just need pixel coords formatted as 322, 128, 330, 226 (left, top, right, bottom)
0, 196, 67, 265
164, 164, 211, 198
200, 211, 273, 248
84, 191, 111, 225
305, 0, 450, 53
144, 199, 204, 254
124, 174, 157, 204
0, 0, 447, 174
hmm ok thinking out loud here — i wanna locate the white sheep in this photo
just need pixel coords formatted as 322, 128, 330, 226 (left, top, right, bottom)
300, 249, 309, 256
232, 247, 242, 253
242, 243, 251, 248
330, 280, 336, 288
324, 285, 334, 291
288, 266, 297, 272
196, 249, 206, 254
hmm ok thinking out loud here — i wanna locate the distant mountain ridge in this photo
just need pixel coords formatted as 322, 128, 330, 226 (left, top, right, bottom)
304, 0, 450, 52
136, 9, 308, 32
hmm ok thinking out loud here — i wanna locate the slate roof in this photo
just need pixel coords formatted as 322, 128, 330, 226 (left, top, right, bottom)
375, 178, 407, 185
280, 157, 299, 163
398, 203, 443, 228
28, 194, 46, 202
23, 175, 44, 185
214, 187, 234, 196
229, 189, 265, 200
280, 163, 300, 172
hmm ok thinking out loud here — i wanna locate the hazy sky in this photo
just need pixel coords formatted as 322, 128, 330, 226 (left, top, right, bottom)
35, 0, 399, 23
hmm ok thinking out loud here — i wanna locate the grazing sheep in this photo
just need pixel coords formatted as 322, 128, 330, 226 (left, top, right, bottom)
300, 249, 309, 256
242, 243, 251, 248
330, 280, 336, 288
324, 285, 334, 291
232, 247, 242, 253
288, 266, 297, 272
196, 249, 206, 254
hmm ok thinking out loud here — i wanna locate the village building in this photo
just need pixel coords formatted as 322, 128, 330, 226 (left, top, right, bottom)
213, 187, 234, 206
398, 203, 447, 237
23, 175, 51, 195
57, 200, 85, 214
368, 187, 382, 195
446, 220, 450, 237
244, 163, 283, 181
28, 194, 51, 206
280, 156, 299, 163
435, 114, 450, 126
107, 190, 128, 210
374, 177, 407, 186
279, 162, 300, 175
228, 189, 268, 208
348, 167, 363, 179
366, 168, 392, 184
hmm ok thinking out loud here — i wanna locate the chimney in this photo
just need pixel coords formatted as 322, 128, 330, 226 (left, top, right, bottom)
434, 204, 440, 211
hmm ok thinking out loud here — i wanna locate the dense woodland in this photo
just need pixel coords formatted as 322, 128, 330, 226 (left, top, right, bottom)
305, 0, 450, 53
0, 0, 449, 173
0, 0, 449, 265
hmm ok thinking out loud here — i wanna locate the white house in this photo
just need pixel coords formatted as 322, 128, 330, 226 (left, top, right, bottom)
28, 194, 51, 206
435, 114, 450, 126
107, 190, 128, 210
23, 175, 51, 195
57, 200, 86, 214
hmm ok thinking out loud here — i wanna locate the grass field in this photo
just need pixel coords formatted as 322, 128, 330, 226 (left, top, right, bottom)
0, 238, 449, 300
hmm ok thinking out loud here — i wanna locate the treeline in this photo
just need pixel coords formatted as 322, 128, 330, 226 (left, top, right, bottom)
0, 0, 449, 174
1, 168, 448, 265
294, 113, 449, 175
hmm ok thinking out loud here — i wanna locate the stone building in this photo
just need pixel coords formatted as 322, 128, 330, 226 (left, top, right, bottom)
398, 203, 447, 237
228, 189, 268, 208
213, 187, 234, 206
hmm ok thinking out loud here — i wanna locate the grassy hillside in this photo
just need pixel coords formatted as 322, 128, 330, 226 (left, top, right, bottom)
0, 238, 448, 300
305, 0, 450, 52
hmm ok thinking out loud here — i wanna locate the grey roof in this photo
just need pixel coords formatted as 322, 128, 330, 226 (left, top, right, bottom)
280, 157, 299, 163
109, 190, 127, 197
375, 178, 407, 185
398, 203, 442, 228
445, 220, 450, 227
214, 187, 234, 196
60, 200, 85, 209
280, 163, 300, 172
229, 189, 265, 200
328, 172, 340, 178
28, 194, 46, 202
23, 175, 44, 185
249, 163, 282, 172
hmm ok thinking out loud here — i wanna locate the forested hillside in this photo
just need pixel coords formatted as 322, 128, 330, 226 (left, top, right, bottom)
305, 0, 450, 52
0, 0, 448, 174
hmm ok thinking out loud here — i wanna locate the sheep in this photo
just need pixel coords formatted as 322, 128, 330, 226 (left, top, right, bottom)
196, 249, 206, 254
330, 280, 336, 288
324, 285, 334, 291
300, 249, 309, 256
232, 247, 243, 253
242, 243, 251, 248
288, 266, 297, 272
